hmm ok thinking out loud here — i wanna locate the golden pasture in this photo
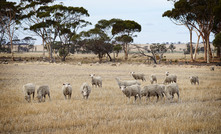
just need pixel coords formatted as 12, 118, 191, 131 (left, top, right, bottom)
0, 53, 221, 133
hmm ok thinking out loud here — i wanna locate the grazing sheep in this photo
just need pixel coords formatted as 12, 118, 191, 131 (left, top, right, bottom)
120, 85, 141, 103
150, 74, 157, 84
62, 83, 72, 99
210, 66, 214, 71
80, 82, 91, 99
115, 77, 141, 88
165, 72, 177, 83
23, 83, 35, 102
130, 72, 146, 81
189, 76, 199, 85
165, 83, 179, 101
37, 85, 51, 102
89, 74, 102, 87
141, 84, 164, 102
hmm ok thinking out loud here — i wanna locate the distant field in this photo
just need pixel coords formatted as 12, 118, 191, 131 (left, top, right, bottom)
0, 61, 220, 133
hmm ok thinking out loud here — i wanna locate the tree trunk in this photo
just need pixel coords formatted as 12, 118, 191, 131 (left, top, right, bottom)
124, 43, 128, 60
194, 35, 200, 61
203, 39, 207, 62
10, 38, 14, 61
189, 28, 193, 62
106, 52, 112, 61
206, 37, 210, 63
42, 38, 46, 61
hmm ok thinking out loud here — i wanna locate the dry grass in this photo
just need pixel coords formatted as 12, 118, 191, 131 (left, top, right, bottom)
0, 57, 221, 133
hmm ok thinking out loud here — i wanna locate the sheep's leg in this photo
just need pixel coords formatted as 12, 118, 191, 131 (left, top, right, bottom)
177, 92, 180, 101
138, 95, 141, 104
69, 94, 71, 99
43, 95, 46, 102
128, 97, 130, 104
156, 94, 159, 102
33, 92, 35, 100
48, 93, 51, 101
134, 96, 137, 103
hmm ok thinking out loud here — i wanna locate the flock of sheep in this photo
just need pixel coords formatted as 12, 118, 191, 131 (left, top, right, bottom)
23, 71, 199, 103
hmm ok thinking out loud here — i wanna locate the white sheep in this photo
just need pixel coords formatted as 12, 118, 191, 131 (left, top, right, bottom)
165, 83, 180, 101
37, 85, 51, 102
89, 74, 102, 87
189, 76, 199, 85
23, 83, 35, 102
141, 84, 165, 102
163, 76, 173, 84
80, 82, 91, 99
115, 77, 141, 88
130, 72, 146, 81
62, 83, 72, 99
210, 66, 214, 71
150, 74, 157, 84
165, 72, 177, 83
120, 85, 141, 103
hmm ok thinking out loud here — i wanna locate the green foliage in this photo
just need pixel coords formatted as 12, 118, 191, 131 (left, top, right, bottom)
113, 44, 122, 52
213, 32, 221, 47
169, 44, 176, 52
112, 20, 141, 35
150, 43, 167, 53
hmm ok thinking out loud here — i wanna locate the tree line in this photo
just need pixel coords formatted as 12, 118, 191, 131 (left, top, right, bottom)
0, 0, 220, 63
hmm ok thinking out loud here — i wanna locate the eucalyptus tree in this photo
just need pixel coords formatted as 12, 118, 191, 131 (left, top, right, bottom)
135, 43, 167, 64
80, 27, 113, 62
163, 0, 221, 63
0, 0, 20, 59
163, 0, 196, 61
19, 0, 54, 60
36, 4, 90, 61
112, 20, 141, 60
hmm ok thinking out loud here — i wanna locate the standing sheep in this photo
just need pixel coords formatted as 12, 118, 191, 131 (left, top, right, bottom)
89, 74, 102, 87
165, 83, 179, 101
163, 76, 173, 84
80, 82, 91, 99
189, 76, 199, 85
150, 74, 157, 84
62, 83, 72, 99
23, 83, 35, 102
115, 77, 141, 88
141, 84, 164, 102
165, 72, 177, 83
37, 85, 51, 102
130, 72, 146, 81
120, 85, 141, 103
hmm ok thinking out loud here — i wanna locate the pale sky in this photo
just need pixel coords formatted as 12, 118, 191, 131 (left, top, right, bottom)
11, 0, 215, 45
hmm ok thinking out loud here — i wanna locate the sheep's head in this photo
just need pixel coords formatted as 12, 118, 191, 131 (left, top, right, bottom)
130, 72, 135, 75
82, 87, 89, 96
140, 90, 146, 97
165, 72, 169, 76
37, 95, 42, 102
89, 74, 95, 78
25, 95, 31, 102
120, 86, 126, 91
63, 83, 71, 88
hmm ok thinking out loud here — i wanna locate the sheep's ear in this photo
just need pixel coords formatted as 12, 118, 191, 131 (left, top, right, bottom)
63, 83, 65, 85
68, 83, 70, 85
